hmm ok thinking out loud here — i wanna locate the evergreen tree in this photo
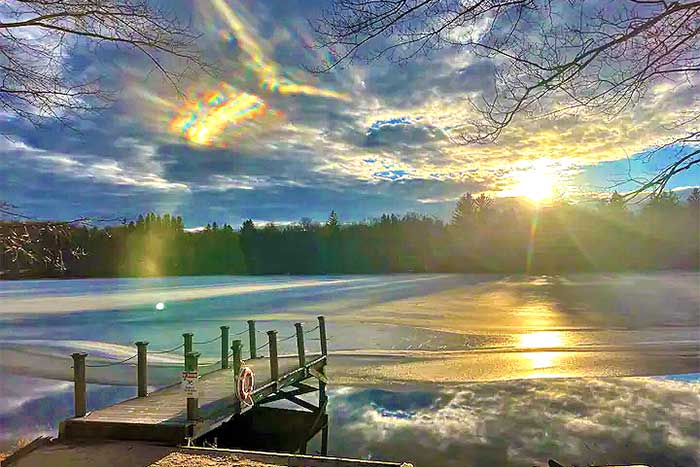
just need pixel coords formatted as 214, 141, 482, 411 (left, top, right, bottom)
326, 210, 339, 231
451, 193, 475, 226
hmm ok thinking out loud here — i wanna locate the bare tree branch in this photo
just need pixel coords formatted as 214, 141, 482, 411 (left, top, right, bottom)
0, 0, 207, 128
312, 0, 700, 199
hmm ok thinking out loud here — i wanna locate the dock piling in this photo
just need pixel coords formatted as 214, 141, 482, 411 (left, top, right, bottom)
232, 339, 242, 378
318, 316, 328, 357
71, 352, 88, 417
185, 352, 200, 421
135, 341, 149, 397
220, 326, 230, 369
247, 320, 256, 359
317, 316, 328, 407
295, 322, 306, 368
267, 330, 279, 383
183, 332, 193, 358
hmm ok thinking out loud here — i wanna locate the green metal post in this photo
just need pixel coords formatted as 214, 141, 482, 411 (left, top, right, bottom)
135, 341, 149, 397
71, 352, 88, 417
247, 320, 257, 359
185, 351, 200, 421
220, 326, 230, 369
295, 322, 306, 368
267, 330, 279, 383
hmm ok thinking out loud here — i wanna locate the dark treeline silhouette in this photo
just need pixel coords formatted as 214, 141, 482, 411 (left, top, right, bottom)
1, 190, 699, 279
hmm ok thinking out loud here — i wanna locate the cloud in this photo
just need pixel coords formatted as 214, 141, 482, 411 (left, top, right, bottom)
328, 378, 700, 467
1, 0, 698, 224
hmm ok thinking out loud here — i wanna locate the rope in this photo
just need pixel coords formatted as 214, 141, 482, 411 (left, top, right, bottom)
256, 341, 269, 352
150, 342, 185, 354
193, 334, 221, 345
304, 325, 320, 334
278, 333, 296, 343
232, 328, 248, 336
85, 353, 137, 368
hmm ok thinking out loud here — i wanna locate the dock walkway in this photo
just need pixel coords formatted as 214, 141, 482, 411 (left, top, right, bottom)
59, 317, 329, 444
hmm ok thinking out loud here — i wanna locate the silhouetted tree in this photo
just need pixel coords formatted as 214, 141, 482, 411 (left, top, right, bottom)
451, 193, 475, 227
2, 197, 697, 278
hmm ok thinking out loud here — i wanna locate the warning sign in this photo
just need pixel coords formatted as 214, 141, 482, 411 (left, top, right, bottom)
181, 371, 198, 398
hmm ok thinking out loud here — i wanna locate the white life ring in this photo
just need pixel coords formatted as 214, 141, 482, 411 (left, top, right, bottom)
236, 366, 255, 406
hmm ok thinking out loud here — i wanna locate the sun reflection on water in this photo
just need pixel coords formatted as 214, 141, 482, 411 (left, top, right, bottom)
519, 331, 565, 371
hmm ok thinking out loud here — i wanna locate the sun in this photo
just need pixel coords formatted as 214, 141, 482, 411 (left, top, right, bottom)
511, 167, 558, 204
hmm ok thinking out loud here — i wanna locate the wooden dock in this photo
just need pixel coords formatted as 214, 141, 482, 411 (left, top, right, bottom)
59, 317, 330, 445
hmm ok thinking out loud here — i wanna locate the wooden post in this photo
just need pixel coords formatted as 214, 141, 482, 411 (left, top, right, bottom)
183, 332, 193, 357
232, 340, 242, 377
317, 316, 328, 408
321, 425, 329, 456
135, 341, 149, 397
220, 326, 230, 369
185, 351, 200, 421
267, 330, 278, 383
248, 320, 257, 359
295, 322, 306, 368
318, 316, 328, 357
71, 352, 87, 417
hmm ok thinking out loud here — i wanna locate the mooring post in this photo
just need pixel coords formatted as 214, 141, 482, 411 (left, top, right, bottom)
267, 330, 279, 383
135, 341, 149, 397
185, 351, 200, 421
183, 332, 193, 358
71, 352, 88, 417
318, 316, 328, 357
247, 320, 257, 359
232, 339, 242, 377
321, 425, 329, 456
295, 322, 306, 368
317, 316, 328, 408
220, 326, 230, 369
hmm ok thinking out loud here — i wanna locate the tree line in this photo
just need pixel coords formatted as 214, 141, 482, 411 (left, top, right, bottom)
1, 190, 698, 279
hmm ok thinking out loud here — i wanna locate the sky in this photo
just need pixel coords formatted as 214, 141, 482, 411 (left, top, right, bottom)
1, 0, 698, 228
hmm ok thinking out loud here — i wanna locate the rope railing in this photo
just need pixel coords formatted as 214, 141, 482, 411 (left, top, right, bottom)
192, 334, 222, 345
68, 316, 329, 421
150, 342, 185, 354
85, 353, 138, 368
256, 341, 269, 352
278, 333, 297, 343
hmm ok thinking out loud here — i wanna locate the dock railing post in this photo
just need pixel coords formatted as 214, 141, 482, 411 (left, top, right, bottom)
267, 330, 278, 384
220, 326, 230, 369
232, 339, 242, 378
318, 316, 328, 357
295, 322, 306, 368
71, 352, 88, 417
317, 316, 328, 408
135, 341, 149, 397
247, 320, 256, 359
183, 332, 193, 358
231, 340, 242, 413
185, 351, 200, 421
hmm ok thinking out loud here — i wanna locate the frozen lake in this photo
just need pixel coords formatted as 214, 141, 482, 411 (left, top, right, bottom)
1, 273, 699, 465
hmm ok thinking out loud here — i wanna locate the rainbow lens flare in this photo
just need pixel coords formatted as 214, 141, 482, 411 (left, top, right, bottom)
169, 85, 267, 146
